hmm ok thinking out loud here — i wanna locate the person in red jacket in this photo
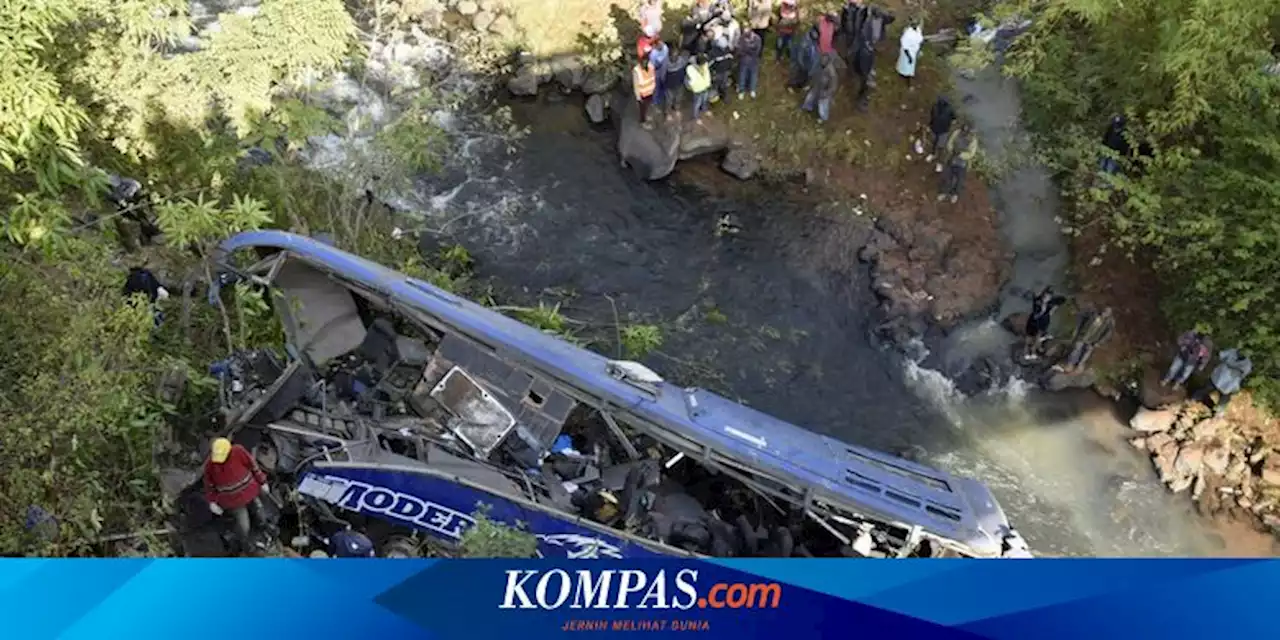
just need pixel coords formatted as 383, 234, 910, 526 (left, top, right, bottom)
203, 437, 269, 550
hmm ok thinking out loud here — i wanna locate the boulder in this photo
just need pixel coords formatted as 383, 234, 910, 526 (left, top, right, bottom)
456, 0, 478, 15
614, 90, 681, 180
1173, 443, 1205, 478
874, 216, 914, 247
553, 57, 586, 92
1001, 312, 1029, 337
1130, 406, 1178, 433
1145, 432, 1174, 454
582, 68, 619, 94
488, 14, 516, 39
507, 65, 540, 96
478, 0, 497, 10
585, 93, 609, 123
1203, 442, 1230, 475
471, 10, 496, 31
678, 119, 731, 159
1129, 437, 1147, 450
1262, 467, 1280, 487
857, 229, 897, 263
1043, 369, 1096, 392
721, 145, 759, 180
1190, 417, 1222, 441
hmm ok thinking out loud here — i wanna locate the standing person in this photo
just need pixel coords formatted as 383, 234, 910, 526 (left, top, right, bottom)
720, 9, 742, 50
937, 121, 977, 203
1160, 329, 1213, 389
776, 0, 799, 61
1057, 307, 1114, 374
632, 56, 657, 127
637, 32, 655, 61
649, 38, 671, 109
817, 13, 837, 55
692, 0, 714, 24
639, 0, 663, 38
896, 19, 923, 89
1192, 348, 1253, 416
926, 95, 955, 170
1101, 115, 1128, 174
709, 24, 734, 103
789, 25, 820, 88
736, 27, 763, 99
839, 0, 868, 59
680, 15, 702, 52
1023, 287, 1067, 359
851, 38, 875, 110
665, 51, 690, 118
687, 54, 713, 123
203, 437, 270, 552
802, 53, 839, 123
748, 0, 772, 42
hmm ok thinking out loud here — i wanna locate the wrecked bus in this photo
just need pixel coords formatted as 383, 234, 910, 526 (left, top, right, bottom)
208, 230, 1032, 559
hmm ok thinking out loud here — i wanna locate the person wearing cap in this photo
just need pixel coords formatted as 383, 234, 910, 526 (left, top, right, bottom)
329, 528, 377, 557
203, 437, 269, 550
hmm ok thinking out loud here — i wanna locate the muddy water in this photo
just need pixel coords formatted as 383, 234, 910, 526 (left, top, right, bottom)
371, 89, 1271, 557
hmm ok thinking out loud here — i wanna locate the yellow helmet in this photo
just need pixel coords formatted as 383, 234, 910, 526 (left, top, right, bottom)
211, 438, 232, 464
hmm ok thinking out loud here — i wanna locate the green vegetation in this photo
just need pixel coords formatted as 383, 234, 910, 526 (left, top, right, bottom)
993, 0, 1280, 405
621, 323, 664, 358
458, 504, 539, 558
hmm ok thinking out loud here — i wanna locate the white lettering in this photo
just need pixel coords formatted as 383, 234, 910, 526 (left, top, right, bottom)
307, 475, 475, 540
637, 569, 669, 609
363, 489, 395, 511
500, 570, 538, 609
613, 570, 648, 609
535, 570, 572, 609
672, 569, 699, 610
570, 570, 614, 609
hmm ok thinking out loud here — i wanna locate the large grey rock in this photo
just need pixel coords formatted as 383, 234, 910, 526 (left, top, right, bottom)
614, 90, 680, 180
507, 65, 540, 96
721, 145, 759, 180
553, 57, 586, 93
1043, 369, 1096, 392
1130, 406, 1178, 433
582, 68, 619, 94
678, 119, 731, 159
456, 0, 478, 15
585, 93, 609, 123
472, 10, 496, 31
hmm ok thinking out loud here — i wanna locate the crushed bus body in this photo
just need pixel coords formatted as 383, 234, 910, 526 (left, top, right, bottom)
202, 230, 1032, 559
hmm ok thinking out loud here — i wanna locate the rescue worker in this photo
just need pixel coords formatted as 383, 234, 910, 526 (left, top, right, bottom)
802, 52, 839, 123
1023, 287, 1067, 359
106, 174, 162, 251
1160, 329, 1212, 389
1192, 348, 1252, 416
747, 0, 772, 43
203, 437, 270, 552
649, 38, 671, 109
926, 96, 956, 170
1100, 115, 1128, 175
632, 55, 657, 127
328, 528, 377, 557
122, 265, 170, 327
708, 23, 734, 103
687, 53, 713, 123
937, 121, 978, 203
1057, 307, 1114, 374
665, 51, 690, 118
896, 19, 923, 89
736, 26, 763, 99
775, 0, 799, 61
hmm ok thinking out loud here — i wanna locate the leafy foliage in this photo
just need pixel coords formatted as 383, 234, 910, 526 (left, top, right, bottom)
621, 324, 663, 359
996, 0, 1280, 405
458, 504, 539, 558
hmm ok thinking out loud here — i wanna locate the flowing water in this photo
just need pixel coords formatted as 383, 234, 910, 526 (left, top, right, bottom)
303, 67, 1276, 557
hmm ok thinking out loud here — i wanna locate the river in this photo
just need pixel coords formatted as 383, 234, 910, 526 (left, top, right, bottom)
308, 68, 1275, 557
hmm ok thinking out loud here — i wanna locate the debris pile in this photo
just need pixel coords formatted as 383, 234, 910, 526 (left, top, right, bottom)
1129, 404, 1280, 536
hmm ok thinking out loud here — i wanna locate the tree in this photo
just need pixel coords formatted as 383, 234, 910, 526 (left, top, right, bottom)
995, 0, 1280, 404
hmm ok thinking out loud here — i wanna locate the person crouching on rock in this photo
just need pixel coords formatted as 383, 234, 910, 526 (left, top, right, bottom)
802, 52, 838, 123
1192, 348, 1252, 417
687, 54, 713, 124
1159, 329, 1212, 390
633, 55, 657, 128
1055, 307, 1114, 374
1023, 286, 1066, 360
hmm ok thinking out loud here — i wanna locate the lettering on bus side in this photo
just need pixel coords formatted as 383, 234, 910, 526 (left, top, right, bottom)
321, 475, 475, 540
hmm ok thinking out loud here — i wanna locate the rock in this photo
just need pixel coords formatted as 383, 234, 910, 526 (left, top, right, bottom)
1001, 312, 1029, 337
678, 119, 731, 159
1190, 417, 1222, 441
472, 10, 496, 31
1192, 473, 1206, 500
1168, 474, 1194, 494
478, 0, 497, 9
585, 93, 609, 123
488, 14, 516, 39
582, 68, 619, 94
456, 0, 478, 15
159, 468, 200, 503
1261, 468, 1280, 487
874, 216, 914, 247
1130, 406, 1178, 433
1202, 445, 1229, 476
1174, 443, 1205, 478
615, 88, 681, 180
721, 145, 759, 180
858, 229, 897, 263
507, 65, 540, 96
1146, 432, 1174, 454
553, 57, 586, 92
1129, 437, 1147, 450
1043, 369, 1096, 392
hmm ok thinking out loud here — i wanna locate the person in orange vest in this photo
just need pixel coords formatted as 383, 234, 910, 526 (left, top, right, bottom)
203, 437, 269, 551
633, 56, 657, 127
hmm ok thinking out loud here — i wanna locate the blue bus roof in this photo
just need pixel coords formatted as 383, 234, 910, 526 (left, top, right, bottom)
218, 231, 1011, 555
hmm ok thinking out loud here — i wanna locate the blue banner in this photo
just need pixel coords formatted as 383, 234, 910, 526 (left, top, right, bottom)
4, 559, 1273, 639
